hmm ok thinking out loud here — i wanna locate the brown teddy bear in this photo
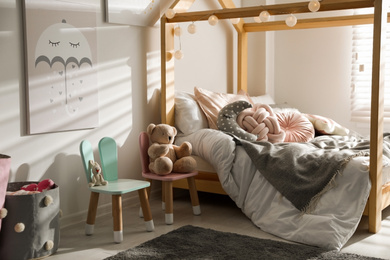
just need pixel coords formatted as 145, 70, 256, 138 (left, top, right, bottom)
147, 123, 197, 175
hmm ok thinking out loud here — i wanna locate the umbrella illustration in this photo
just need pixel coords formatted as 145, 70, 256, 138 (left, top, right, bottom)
34, 19, 92, 115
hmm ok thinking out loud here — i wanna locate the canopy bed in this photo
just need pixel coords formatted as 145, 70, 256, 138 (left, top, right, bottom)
159, 0, 390, 249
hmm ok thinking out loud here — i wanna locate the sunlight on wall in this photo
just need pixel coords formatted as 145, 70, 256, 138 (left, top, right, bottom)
96, 57, 133, 144
146, 50, 161, 101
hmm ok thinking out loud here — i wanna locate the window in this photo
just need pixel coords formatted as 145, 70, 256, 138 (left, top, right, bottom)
351, 12, 390, 123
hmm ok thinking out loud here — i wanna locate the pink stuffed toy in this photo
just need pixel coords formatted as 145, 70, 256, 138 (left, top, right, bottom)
21, 179, 55, 192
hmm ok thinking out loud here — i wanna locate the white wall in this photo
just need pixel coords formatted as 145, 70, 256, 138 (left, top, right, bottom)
175, 0, 241, 94
273, 26, 357, 132
0, 0, 161, 227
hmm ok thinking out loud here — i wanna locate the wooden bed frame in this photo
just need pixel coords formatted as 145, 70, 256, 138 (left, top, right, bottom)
160, 0, 390, 233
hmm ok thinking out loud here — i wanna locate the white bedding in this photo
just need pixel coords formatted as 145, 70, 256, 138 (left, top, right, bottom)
175, 128, 374, 250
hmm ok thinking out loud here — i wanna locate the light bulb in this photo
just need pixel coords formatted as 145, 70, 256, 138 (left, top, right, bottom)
187, 23, 196, 34
165, 9, 175, 19
259, 11, 270, 22
174, 50, 184, 60
208, 15, 218, 26
166, 51, 173, 61
174, 27, 182, 36
253, 16, 262, 23
230, 18, 240, 24
285, 14, 297, 27
308, 0, 320, 12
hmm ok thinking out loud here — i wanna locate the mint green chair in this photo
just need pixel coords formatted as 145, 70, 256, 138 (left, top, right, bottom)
80, 137, 154, 244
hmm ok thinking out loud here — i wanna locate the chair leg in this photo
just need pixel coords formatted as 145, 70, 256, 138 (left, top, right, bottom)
187, 176, 201, 215
138, 188, 154, 231
139, 178, 152, 218
112, 194, 123, 243
85, 192, 99, 236
164, 181, 173, 225
162, 181, 166, 211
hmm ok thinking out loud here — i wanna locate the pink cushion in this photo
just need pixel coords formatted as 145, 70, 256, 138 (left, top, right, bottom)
194, 87, 252, 129
277, 111, 315, 142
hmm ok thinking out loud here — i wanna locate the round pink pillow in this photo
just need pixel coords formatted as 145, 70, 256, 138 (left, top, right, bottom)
276, 111, 315, 142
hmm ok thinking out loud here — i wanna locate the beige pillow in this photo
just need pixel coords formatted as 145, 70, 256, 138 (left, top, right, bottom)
194, 87, 252, 129
175, 91, 208, 135
303, 114, 350, 136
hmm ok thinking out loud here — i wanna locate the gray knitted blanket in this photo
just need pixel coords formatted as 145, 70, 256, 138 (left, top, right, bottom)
234, 134, 390, 213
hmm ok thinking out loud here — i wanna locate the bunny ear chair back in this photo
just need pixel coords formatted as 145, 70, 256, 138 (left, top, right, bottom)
79, 137, 154, 243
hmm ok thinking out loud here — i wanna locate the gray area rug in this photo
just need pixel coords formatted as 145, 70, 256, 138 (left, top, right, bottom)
104, 225, 386, 260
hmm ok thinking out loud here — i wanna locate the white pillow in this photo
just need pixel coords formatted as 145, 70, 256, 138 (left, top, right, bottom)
175, 91, 208, 135
249, 94, 275, 105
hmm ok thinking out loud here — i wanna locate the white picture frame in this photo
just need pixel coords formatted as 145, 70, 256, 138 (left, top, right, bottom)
23, 0, 99, 134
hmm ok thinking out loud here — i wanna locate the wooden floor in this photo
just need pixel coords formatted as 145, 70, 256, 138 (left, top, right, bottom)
48, 190, 390, 260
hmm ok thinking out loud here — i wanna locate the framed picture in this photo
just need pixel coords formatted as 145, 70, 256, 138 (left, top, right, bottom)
105, 0, 173, 27
23, 0, 99, 134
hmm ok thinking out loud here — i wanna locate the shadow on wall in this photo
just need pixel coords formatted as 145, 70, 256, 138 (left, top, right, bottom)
13, 164, 30, 182
46, 153, 93, 216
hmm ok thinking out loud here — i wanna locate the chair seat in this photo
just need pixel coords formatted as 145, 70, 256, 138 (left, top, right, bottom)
89, 179, 150, 195
142, 172, 198, 182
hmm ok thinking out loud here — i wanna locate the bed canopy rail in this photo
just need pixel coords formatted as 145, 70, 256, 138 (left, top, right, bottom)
167, 0, 375, 23
160, 0, 388, 233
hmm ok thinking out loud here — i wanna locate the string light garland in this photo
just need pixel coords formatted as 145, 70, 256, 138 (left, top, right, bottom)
174, 25, 184, 60
174, 50, 183, 60
208, 15, 219, 26
168, 0, 322, 60
166, 51, 173, 61
187, 23, 196, 34
174, 26, 182, 37
308, 0, 321, 12
285, 14, 297, 27
165, 8, 175, 19
256, 1, 321, 28
259, 11, 270, 22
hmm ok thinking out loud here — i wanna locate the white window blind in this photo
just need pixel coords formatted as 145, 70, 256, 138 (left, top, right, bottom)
351, 18, 390, 123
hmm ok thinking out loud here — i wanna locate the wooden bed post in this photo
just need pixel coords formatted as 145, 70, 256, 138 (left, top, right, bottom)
237, 30, 248, 93
369, 0, 387, 233
161, 17, 175, 126
161, 0, 195, 125
161, 16, 168, 124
